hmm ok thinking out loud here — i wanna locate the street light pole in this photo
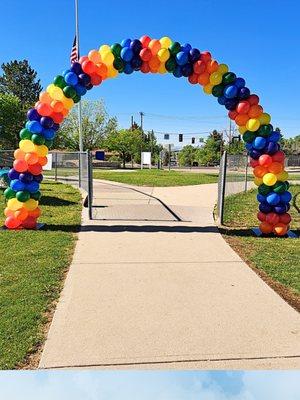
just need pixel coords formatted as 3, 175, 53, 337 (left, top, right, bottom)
75, 0, 83, 153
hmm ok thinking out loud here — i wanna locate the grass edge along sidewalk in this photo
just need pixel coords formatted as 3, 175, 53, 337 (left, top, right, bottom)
220, 184, 300, 311
0, 182, 82, 369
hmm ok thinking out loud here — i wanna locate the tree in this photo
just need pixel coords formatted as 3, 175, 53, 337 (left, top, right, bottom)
281, 134, 300, 155
133, 130, 163, 164
196, 130, 224, 166
0, 60, 41, 106
178, 145, 197, 166
104, 128, 143, 168
53, 100, 118, 150
225, 139, 245, 155
0, 93, 25, 148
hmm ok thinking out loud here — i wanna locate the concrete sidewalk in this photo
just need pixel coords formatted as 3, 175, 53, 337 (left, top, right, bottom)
39, 181, 300, 369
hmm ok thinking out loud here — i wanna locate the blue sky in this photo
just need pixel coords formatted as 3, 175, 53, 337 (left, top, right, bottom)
0, 0, 299, 145
0, 370, 300, 399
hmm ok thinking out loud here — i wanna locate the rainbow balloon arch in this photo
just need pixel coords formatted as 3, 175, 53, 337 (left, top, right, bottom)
3, 35, 292, 235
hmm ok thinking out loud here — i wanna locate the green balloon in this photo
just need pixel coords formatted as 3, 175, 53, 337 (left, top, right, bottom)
165, 57, 176, 72
222, 72, 236, 85
113, 57, 125, 71
212, 84, 224, 98
73, 94, 81, 103
16, 190, 30, 202
273, 181, 287, 194
258, 124, 273, 137
258, 184, 272, 196
4, 187, 16, 199
54, 75, 66, 89
111, 43, 122, 57
169, 41, 181, 55
63, 86, 77, 99
31, 133, 45, 145
243, 131, 256, 143
31, 191, 41, 201
20, 128, 32, 140
44, 139, 53, 148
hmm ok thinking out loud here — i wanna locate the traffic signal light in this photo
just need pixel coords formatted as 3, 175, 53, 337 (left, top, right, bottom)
191, 137, 195, 144
179, 134, 183, 142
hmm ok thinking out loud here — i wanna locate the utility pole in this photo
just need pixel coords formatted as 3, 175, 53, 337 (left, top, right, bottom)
131, 115, 134, 130
139, 111, 144, 131
75, 0, 83, 153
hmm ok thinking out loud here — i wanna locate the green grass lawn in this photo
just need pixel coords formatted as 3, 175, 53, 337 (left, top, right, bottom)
222, 184, 300, 301
0, 182, 81, 369
93, 169, 219, 186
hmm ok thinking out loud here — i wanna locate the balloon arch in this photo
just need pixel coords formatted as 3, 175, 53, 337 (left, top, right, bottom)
3, 35, 292, 235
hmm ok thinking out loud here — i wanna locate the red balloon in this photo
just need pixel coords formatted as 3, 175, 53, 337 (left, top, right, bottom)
258, 154, 273, 167
236, 100, 250, 114
200, 51, 211, 62
188, 73, 199, 84
140, 48, 152, 62
140, 35, 151, 48
193, 60, 206, 74
37, 102, 52, 117
228, 110, 238, 120
250, 158, 259, 168
257, 211, 266, 222
5, 216, 21, 229
28, 163, 42, 175
13, 159, 28, 172
51, 112, 64, 124
248, 94, 260, 105
22, 216, 37, 229
90, 74, 102, 86
272, 151, 285, 163
265, 212, 280, 225
79, 56, 88, 64
82, 60, 96, 75
279, 213, 291, 225
141, 62, 150, 73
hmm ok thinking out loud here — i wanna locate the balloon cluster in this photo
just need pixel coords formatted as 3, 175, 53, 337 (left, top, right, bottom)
3, 35, 291, 235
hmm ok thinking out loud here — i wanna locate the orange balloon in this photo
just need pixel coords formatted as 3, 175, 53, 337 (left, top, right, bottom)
235, 114, 249, 126
273, 223, 288, 236
88, 49, 102, 64
51, 100, 64, 113
206, 60, 218, 73
14, 149, 25, 160
95, 63, 108, 78
15, 207, 29, 221
253, 165, 267, 178
268, 162, 283, 174
148, 39, 161, 55
4, 207, 14, 217
149, 56, 160, 70
28, 207, 41, 218
13, 159, 28, 172
39, 91, 52, 104
37, 102, 52, 117
259, 221, 273, 234
25, 152, 39, 165
248, 105, 263, 118
61, 108, 69, 117
198, 72, 210, 85
38, 156, 48, 166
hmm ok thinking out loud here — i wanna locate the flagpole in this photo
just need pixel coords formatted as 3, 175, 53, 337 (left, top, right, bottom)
75, 0, 83, 153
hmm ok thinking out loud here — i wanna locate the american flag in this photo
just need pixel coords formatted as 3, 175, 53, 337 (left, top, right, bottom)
70, 36, 79, 63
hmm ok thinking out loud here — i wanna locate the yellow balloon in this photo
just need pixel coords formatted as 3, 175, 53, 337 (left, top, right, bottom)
101, 51, 114, 65
259, 112, 271, 125
62, 97, 74, 110
99, 44, 111, 55
277, 170, 289, 181
209, 72, 222, 85
246, 118, 260, 132
203, 84, 213, 94
24, 199, 38, 211
34, 144, 48, 157
7, 198, 24, 211
218, 64, 229, 74
19, 139, 35, 153
239, 125, 247, 134
263, 173, 277, 186
159, 36, 172, 48
254, 177, 263, 186
157, 48, 170, 62
47, 84, 64, 101
158, 63, 167, 74
107, 66, 118, 78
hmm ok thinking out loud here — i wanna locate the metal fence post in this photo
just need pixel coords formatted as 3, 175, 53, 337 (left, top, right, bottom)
219, 151, 227, 225
87, 150, 93, 220
78, 152, 81, 188
244, 155, 248, 192
54, 152, 58, 182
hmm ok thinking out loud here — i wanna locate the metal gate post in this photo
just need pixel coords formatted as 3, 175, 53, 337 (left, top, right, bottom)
78, 152, 82, 188
244, 154, 248, 192
219, 151, 227, 225
87, 150, 93, 220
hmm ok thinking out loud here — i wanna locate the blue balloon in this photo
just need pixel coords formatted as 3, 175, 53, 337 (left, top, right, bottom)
26, 120, 43, 134
181, 43, 192, 52
70, 62, 82, 75
266, 192, 281, 205
245, 143, 253, 151
224, 85, 238, 99
74, 84, 87, 96
123, 63, 134, 74
257, 193, 266, 203
62, 69, 71, 77
176, 51, 189, 66
27, 108, 40, 121
259, 202, 272, 213
253, 136, 266, 150
273, 203, 287, 214
280, 191, 292, 203
217, 95, 226, 105
173, 66, 183, 78
269, 132, 281, 142
8, 168, 20, 180
238, 87, 250, 99
235, 77, 246, 88
25, 181, 40, 193
43, 129, 55, 140
65, 72, 78, 86
121, 38, 131, 47
121, 47, 133, 62
10, 179, 25, 192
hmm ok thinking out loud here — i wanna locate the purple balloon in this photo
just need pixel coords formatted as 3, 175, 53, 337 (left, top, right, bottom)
224, 98, 239, 110
189, 48, 201, 63
264, 142, 279, 155
52, 123, 60, 131
8, 168, 20, 180
27, 108, 41, 121
273, 203, 287, 214
79, 73, 91, 86
238, 87, 250, 99
250, 149, 262, 159
34, 174, 43, 183
259, 203, 272, 213
181, 63, 193, 77
130, 39, 142, 54
70, 62, 82, 75
40, 116, 54, 129
19, 172, 33, 183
